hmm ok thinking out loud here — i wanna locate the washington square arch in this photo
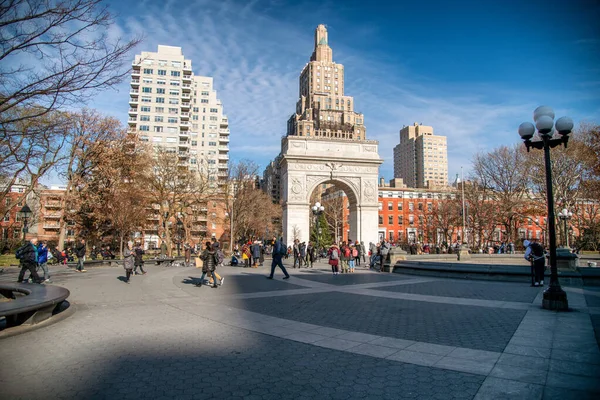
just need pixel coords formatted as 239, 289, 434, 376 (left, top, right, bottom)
262, 24, 383, 246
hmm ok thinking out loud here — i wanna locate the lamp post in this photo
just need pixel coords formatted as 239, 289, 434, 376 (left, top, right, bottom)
176, 218, 183, 257
519, 105, 573, 311
18, 204, 32, 241
557, 208, 573, 249
312, 202, 325, 259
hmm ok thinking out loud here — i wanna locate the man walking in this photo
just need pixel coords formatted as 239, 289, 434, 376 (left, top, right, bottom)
268, 236, 290, 280
16, 237, 43, 284
379, 239, 390, 272
524, 240, 546, 286
75, 238, 87, 272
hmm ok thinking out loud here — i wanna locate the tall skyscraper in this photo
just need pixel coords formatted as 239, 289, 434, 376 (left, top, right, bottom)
286, 24, 366, 140
393, 123, 448, 188
128, 45, 229, 186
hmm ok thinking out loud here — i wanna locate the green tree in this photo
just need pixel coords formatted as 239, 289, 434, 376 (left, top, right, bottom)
310, 213, 333, 250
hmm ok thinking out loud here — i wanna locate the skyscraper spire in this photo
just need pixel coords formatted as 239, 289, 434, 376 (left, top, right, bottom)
288, 24, 366, 141
311, 24, 332, 62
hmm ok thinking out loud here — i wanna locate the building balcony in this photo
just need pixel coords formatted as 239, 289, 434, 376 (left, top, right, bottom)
129, 98, 139, 105
220, 122, 228, 128
43, 224, 60, 230
179, 131, 189, 138
181, 93, 190, 100
45, 201, 62, 208
178, 151, 189, 158
131, 71, 140, 78
219, 129, 229, 135
182, 84, 191, 91
218, 154, 229, 161
131, 79, 140, 86
44, 213, 61, 219
180, 112, 189, 119
218, 146, 228, 151
182, 75, 192, 83
128, 108, 138, 114
218, 136, 229, 143
130, 88, 139, 94
181, 102, 190, 109
179, 141, 189, 148
180, 121, 189, 128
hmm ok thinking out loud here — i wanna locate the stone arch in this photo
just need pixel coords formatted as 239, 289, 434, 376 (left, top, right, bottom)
279, 136, 383, 246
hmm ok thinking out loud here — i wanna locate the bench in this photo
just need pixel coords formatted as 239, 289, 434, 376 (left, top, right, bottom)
152, 258, 176, 267
0, 283, 70, 329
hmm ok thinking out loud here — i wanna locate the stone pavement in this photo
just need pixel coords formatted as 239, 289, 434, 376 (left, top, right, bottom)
0, 260, 599, 399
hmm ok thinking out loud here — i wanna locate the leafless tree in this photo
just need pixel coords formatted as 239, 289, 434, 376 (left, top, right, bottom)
0, 0, 141, 127
0, 106, 68, 218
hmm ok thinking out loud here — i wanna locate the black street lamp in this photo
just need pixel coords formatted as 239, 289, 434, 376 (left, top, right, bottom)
312, 202, 325, 259
557, 208, 573, 249
17, 204, 32, 240
176, 218, 183, 257
519, 105, 573, 311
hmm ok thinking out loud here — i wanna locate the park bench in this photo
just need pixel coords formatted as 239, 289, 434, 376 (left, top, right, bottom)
152, 258, 176, 267
0, 283, 70, 329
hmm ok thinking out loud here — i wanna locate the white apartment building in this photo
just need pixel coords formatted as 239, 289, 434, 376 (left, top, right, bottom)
393, 123, 448, 188
128, 45, 229, 186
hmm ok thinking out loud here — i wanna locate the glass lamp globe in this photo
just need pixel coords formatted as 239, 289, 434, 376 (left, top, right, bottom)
555, 116, 574, 135
536, 115, 554, 135
533, 106, 555, 122
518, 122, 535, 140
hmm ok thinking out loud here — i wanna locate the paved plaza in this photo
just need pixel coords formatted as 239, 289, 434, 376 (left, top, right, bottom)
1, 260, 599, 399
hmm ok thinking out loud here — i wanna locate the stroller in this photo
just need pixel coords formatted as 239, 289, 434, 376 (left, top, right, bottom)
229, 255, 239, 266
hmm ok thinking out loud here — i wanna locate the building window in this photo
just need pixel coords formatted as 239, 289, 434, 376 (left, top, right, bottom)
155, 107, 164, 113
154, 116, 163, 122
388, 202, 392, 211
157, 69, 166, 76
156, 88, 165, 94
398, 216, 403, 225
427, 203, 432, 212
156, 97, 165, 103
170, 71, 180, 77
397, 203, 403, 211
418, 203, 423, 211
378, 202, 382, 210
389, 231, 394, 242
140, 115, 150, 121
378, 215, 383, 225
409, 203, 414, 211
143, 68, 153, 74
154, 126, 163, 132
140, 106, 150, 112
409, 216, 414, 225
168, 117, 177, 123
388, 216, 393, 225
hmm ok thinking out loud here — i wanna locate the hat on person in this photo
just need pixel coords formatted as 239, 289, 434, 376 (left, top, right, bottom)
523, 240, 531, 247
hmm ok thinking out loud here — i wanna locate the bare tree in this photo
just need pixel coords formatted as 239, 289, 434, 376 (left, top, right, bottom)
321, 189, 346, 243
291, 225, 301, 242
55, 108, 123, 249
471, 145, 530, 243
0, 0, 141, 127
224, 160, 281, 251
0, 106, 68, 217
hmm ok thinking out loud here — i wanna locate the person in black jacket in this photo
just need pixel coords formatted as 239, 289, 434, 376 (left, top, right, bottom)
133, 242, 146, 275
17, 238, 43, 284
75, 238, 87, 272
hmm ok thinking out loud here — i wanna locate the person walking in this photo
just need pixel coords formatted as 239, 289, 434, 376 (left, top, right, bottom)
251, 240, 261, 268
298, 242, 306, 268
380, 239, 390, 272
160, 241, 167, 259
75, 238, 87, 273
354, 241, 362, 267
37, 241, 51, 283
360, 241, 366, 264
328, 244, 340, 275
339, 241, 350, 273
267, 236, 290, 280
524, 240, 546, 286
369, 242, 378, 268
123, 241, 135, 283
16, 237, 43, 284
195, 241, 219, 288
184, 243, 192, 267
241, 242, 251, 268
133, 242, 146, 275
306, 242, 315, 268
292, 239, 300, 268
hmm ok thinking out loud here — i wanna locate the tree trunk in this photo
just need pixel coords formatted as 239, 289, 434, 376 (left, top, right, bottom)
119, 234, 124, 259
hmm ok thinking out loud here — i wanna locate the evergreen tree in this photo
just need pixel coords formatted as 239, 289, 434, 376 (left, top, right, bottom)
310, 213, 333, 251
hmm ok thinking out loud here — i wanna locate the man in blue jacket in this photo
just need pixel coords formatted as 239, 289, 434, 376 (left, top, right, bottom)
37, 241, 51, 283
267, 236, 290, 280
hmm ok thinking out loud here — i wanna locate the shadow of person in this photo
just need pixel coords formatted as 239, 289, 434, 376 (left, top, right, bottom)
117, 276, 128, 283
181, 277, 201, 285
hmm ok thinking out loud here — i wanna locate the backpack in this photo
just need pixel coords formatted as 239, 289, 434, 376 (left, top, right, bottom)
330, 248, 339, 260
343, 246, 351, 259
530, 242, 544, 257
352, 248, 358, 258
216, 250, 224, 264
15, 244, 27, 260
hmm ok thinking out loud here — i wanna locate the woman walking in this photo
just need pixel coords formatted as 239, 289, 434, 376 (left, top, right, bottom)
328, 244, 340, 275
123, 241, 135, 283
133, 242, 146, 275
196, 241, 219, 288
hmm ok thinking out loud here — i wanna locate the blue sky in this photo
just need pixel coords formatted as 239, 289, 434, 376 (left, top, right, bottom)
90, 0, 600, 183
